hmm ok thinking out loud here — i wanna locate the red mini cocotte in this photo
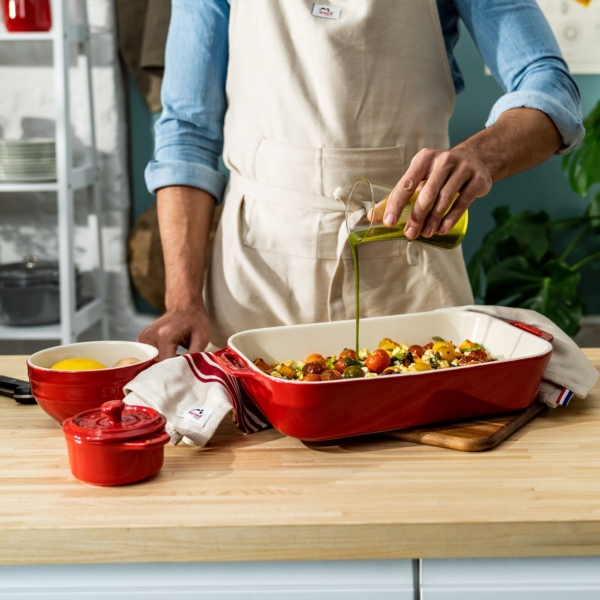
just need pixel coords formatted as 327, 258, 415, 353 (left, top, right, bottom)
63, 399, 170, 486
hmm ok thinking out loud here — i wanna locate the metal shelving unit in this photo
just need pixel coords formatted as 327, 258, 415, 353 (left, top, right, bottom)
0, 0, 107, 345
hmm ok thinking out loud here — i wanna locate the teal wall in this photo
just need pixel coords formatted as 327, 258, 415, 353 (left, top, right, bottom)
449, 30, 600, 312
127, 76, 159, 314
128, 29, 600, 312
128, 76, 157, 223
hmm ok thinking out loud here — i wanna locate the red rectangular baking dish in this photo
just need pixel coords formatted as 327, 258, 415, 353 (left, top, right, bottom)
213, 310, 553, 441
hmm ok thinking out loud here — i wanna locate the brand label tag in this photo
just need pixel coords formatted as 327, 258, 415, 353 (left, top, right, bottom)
178, 407, 214, 427
312, 4, 341, 19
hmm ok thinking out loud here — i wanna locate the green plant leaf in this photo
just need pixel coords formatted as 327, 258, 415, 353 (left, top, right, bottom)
484, 256, 583, 335
562, 99, 600, 198
467, 207, 551, 299
589, 190, 600, 235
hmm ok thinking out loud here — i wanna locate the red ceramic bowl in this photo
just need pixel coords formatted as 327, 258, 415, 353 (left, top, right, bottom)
63, 399, 170, 486
27, 341, 159, 423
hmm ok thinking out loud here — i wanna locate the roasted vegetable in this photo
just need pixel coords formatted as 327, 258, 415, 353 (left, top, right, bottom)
321, 369, 342, 381
343, 365, 365, 379
254, 358, 272, 374
365, 349, 391, 373
302, 361, 325, 376
260, 336, 493, 381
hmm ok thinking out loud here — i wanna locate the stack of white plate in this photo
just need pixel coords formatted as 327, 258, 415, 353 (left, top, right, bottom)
0, 139, 57, 183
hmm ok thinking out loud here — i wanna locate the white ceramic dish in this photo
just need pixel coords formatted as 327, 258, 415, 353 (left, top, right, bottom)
228, 309, 553, 374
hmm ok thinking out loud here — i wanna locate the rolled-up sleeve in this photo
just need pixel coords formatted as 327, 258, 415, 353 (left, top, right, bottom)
145, 0, 230, 202
455, 0, 584, 154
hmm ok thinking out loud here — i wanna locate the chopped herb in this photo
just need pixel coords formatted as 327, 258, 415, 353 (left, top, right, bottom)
432, 336, 446, 342
461, 344, 484, 353
325, 358, 336, 370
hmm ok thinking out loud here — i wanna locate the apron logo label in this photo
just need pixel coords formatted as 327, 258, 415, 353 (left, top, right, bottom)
312, 4, 341, 19
178, 407, 214, 427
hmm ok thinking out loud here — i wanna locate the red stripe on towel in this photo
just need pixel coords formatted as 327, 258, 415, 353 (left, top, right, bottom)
183, 353, 269, 434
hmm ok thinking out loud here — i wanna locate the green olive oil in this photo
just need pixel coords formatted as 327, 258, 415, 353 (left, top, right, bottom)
348, 212, 468, 352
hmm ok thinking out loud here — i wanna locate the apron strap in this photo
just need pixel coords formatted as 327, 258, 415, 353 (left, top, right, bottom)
229, 172, 345, 213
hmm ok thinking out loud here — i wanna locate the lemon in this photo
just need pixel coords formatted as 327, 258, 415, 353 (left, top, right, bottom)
50, 357, 107, 371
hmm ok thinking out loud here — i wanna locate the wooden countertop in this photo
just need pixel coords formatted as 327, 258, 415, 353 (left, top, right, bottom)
1, 352, 600, 565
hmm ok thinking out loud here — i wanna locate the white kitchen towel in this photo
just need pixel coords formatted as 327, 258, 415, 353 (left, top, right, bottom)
447, 305, 599, 408
124, 353, 269, 447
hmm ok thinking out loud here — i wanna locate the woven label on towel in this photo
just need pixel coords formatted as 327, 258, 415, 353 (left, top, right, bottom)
178, 407, 214, 426
556, 388, 574, 407
312, 4, 341, 19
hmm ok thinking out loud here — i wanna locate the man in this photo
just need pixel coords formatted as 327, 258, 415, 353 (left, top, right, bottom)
140, 0, 583, 359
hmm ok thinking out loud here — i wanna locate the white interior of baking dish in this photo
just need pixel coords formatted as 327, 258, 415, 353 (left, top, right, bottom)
229, 310, 553, 373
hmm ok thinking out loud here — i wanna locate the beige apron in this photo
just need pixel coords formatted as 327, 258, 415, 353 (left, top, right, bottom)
205, 0, 474, 349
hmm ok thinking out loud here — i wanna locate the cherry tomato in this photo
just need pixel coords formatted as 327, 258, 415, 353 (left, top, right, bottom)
436, 346, 456, 362
458, 357, 482, 366
302, 361, 325, 376
408, 362, 432, 372
334, 358, 348, 374
339, 348, 357, 361
458, 349, 487, 366
303, 374, 322, 381
343, 365, 365, 379
321, 369, 342, 381
381, 367, 402, 376
305, 353, 326, 365
423, 342, 434, 350
432, 341, 454, 353
466, 349, 488, 362
365, 349, 391, 373
408, 345, 424, 358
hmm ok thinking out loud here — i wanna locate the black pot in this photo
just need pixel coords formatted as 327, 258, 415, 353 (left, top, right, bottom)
0, 256, 82, 326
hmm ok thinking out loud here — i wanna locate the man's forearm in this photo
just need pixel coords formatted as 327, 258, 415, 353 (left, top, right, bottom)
156, 185, 215, 312
383, 107, 564, 237
454, 107, 563, 182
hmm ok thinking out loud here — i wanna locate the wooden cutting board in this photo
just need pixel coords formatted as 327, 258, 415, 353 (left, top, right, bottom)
385, 402, 546, 452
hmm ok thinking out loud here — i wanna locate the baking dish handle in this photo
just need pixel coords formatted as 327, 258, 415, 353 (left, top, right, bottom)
213, 348, 256, 379
506, 320, 554, 343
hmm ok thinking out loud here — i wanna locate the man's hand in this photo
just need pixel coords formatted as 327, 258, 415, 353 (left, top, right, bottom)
380, 108, 563, 239
138, 307, 211, 361
137, 185, 215, 360
382, 148, 492, 238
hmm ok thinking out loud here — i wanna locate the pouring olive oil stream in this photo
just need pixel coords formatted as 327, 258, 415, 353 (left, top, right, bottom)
345, 179, 468, 353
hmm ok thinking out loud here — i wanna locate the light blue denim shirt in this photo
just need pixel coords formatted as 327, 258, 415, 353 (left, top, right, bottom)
146, 0, 584, 203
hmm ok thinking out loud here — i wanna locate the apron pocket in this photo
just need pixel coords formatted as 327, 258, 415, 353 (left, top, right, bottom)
322, 145, 406, 194
242, 195, 321, 259
255, 138, 321, 193
254, 138, 406, 198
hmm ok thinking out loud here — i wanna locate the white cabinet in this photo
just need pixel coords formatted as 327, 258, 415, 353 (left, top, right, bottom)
4, 556, 600, 598
421, 557, 600, 599
0, 0, 106, 344
0, 560, 415, 600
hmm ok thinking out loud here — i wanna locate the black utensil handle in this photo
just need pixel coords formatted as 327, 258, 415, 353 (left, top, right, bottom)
0, 375, 28, 397
14, 385, 37, 405
0, 375, 37, 404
